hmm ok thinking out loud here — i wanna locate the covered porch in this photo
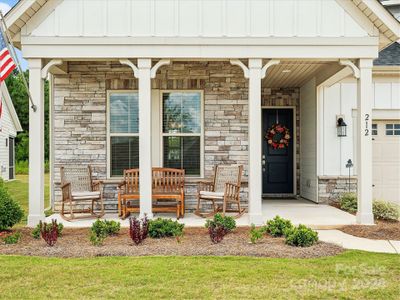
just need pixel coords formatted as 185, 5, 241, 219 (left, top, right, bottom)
27, 55, 376, 226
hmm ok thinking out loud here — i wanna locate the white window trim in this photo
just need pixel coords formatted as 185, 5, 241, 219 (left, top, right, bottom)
106, 90, 139, 178
159, 90, 205, 178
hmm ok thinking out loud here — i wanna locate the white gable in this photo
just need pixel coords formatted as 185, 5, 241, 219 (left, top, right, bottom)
30, 0, 369, 38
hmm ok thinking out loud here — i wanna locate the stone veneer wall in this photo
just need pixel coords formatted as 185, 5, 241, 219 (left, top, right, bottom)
52, 61, 300, 212
318, 177, 357, 203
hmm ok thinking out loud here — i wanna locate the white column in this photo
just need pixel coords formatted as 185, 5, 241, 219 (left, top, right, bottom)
27, 59, 45, 227
138, 59, 153, 218
248, 59, 263, 225
356, 58, 374, 225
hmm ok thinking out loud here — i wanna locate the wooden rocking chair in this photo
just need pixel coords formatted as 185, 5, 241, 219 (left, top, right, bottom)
60, 165, 105, 221
195, 165, 244, 218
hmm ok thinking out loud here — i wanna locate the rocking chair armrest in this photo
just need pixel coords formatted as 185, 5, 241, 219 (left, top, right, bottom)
92, 180, 102, 192
61, 182, 71, 190
197, 181, 214, 192
61, 182, 72, 201
224, 182, 241, 198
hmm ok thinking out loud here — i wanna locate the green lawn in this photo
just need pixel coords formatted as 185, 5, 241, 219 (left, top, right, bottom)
0, 251, 399, 299
5, 174, 50, 224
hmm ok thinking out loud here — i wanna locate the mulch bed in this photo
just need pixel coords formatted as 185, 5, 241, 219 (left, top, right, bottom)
340, 220, 400, 240
0, 227, 343, 258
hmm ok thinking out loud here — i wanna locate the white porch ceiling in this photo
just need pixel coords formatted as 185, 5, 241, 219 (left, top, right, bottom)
263, 61, 332, 88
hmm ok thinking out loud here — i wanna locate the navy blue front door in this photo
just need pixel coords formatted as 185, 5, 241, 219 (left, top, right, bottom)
262, 109, 294, 194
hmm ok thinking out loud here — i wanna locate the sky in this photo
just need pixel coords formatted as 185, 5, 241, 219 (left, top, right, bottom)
0, 0, 28, 70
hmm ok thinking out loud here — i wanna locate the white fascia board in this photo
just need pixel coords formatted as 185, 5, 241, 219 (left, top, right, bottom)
363, 0, 400, 39
0, 82, 23, 132
21, 44, 379, 60
20, 36, 379, 46
371, 109, 400, 120
4, 0, 36, 29
373, 65, 400, 75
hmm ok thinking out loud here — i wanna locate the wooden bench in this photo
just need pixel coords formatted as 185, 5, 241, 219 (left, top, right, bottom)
118, 168, 185, 219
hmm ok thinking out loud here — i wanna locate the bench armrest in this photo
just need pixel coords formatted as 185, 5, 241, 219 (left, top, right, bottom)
118, 181, 127, 189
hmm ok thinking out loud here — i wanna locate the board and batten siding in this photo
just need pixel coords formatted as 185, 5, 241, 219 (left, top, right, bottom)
31, 0, 368, 38
0, 86, 18, 181
319, 76, 400, 177
300, 78, 318, 202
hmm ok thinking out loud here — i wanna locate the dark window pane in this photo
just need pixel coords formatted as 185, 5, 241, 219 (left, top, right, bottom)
111, 136, 139, 176
386, 124, 394, 130
163, 92, 201, 134
110, 93, 138, 133
163, 136, 201, 176
394, 124, 400, 129
394, 130, 400, 136
386, 130, 393, 136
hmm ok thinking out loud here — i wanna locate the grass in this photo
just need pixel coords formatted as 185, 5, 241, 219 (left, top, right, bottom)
4, 174, 50, 224
0, 251, 399, 299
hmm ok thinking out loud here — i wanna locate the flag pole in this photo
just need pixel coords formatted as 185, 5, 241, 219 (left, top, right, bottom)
0, 10, 37, 112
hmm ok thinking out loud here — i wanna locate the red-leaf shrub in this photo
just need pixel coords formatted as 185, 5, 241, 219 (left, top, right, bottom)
208, 225, 226, 244
129, 216, 149, 245
205, 213, 236, 244
40, 220, 59, 247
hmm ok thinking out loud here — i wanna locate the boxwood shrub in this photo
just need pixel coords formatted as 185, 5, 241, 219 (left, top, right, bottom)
265, 215, 293, 237
285, 224, 318, 247
148, 218, 184, 238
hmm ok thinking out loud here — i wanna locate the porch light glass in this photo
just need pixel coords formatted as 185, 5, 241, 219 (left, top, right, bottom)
337, 117, 347, 137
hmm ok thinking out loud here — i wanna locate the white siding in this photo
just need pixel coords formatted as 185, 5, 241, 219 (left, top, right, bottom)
319, 77, 400, 176
300, 78, 318, 202
0, 95, 18, 181
31, 0, 369, 38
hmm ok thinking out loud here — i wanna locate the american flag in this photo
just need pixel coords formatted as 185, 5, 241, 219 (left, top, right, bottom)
0, 35, 16, 131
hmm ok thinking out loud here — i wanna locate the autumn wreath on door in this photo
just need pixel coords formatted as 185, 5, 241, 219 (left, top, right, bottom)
265, 123, 291, 149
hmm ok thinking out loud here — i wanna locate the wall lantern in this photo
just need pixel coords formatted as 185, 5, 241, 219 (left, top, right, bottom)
336, 116, 347, 137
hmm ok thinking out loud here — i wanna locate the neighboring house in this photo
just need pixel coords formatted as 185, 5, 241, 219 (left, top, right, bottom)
4, 0, 400, 226
0, 82, 22, 181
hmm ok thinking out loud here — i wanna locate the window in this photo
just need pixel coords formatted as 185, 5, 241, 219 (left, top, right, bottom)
162, 92, 203, 176
385, 124, 400, 136
108, 92, 139, 177
372, 124, 378, 136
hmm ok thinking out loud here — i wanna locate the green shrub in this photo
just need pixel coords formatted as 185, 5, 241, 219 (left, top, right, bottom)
205, 213, 236, 234
0, 180, 24, 230
89, 219, 120, 246
266, 215, 293, 237
2, 232, 21, 244
90, 232, 106, 246
32, 222, 64, 239
285, 224, 318, 247
373, 200, 400, 221
148, 218, 185, 239
339, 192, 358, 213
249, 224, 266, 244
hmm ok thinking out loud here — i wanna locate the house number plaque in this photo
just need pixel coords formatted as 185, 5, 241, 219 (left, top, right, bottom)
364, 114, 370, 136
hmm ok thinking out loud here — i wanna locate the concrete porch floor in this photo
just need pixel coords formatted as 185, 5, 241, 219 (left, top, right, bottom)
46, 199, 356, 228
